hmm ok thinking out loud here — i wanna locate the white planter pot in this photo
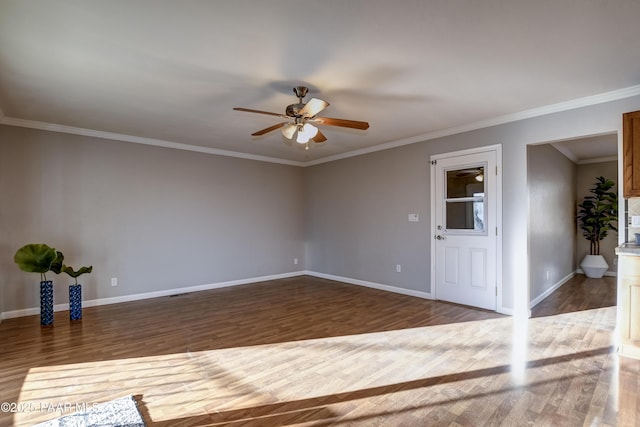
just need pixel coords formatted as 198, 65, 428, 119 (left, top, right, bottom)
580, 255, 609, 279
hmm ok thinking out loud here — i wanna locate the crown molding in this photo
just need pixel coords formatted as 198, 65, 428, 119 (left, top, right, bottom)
305, 84, 640, 166
2, 84, 640, 168
577, 156, 618, 165
0, 114, 305, 167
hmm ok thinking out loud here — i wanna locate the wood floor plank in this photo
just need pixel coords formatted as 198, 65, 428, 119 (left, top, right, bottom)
0, 274, 637, 426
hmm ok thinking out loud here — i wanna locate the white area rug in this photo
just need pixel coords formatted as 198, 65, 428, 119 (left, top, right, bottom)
34, 395, 145, 427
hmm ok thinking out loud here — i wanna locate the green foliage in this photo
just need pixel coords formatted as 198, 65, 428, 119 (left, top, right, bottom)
15, 243, 93, 285
62, 265, 93, 285
50, 251, 64, 274
577, 176, 618, 255
13, 243, 62, 282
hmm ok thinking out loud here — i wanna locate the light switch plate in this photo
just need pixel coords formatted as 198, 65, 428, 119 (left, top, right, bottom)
408, 213, 419, 222
632, 216, 640, 227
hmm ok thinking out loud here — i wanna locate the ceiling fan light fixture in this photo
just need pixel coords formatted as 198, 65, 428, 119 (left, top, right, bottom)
301, 123, 318, 138
294, 123, 317, 144
282, 123, 297, 139
296, 132, 310, 144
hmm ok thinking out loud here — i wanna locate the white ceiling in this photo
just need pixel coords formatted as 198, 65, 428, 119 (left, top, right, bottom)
1, 1, 640, 165
552, 134, 618, 164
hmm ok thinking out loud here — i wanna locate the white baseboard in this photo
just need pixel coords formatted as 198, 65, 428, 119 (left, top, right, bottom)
0, 271, 307, 320
2, 271, 510, 320
530, 272, 575, 309
306, 271, 519, 315
304, 270, 434, 300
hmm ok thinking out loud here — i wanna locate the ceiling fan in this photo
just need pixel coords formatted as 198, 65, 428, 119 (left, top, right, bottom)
233, 86, 369, 150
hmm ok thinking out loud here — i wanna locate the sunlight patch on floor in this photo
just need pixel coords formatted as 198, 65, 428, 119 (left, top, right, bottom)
15, 307, 617, 425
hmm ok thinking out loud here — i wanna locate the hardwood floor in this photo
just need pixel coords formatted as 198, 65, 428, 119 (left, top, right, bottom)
0, 274, 637, 426
530, 274, 618, 318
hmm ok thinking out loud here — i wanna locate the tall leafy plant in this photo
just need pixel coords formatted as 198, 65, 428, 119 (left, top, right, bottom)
577, 176, 618, 256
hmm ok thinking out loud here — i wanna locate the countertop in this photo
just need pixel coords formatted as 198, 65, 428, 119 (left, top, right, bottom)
616, 243, 640, 256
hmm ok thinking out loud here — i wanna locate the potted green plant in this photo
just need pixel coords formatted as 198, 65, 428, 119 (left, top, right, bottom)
62, 264, 92, 320
14, 243, 64, 325
577, 176, 618, 278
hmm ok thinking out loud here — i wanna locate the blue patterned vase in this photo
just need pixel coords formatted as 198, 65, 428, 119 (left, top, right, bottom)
69, 285, 82, 320
40, 281, 54, 325
69, 284, 82, 320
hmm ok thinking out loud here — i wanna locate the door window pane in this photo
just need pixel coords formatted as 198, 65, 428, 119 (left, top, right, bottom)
444, 165, 486, 232
446, 167, 485, 198
446, 197, 485, 231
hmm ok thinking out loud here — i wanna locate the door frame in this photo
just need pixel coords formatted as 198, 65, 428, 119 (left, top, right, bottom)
430, 144, 503, 312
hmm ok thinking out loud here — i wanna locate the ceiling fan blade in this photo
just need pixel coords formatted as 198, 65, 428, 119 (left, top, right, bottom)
312, 130, 327, 143
251, 122, 286, 136
313, 116, 370, 130
234, 107, 284, 117
298, 98, 329, 118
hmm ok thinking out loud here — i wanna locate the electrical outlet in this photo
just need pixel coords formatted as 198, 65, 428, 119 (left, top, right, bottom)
111, 277, 117, 287
294, 258, 298, 265
396, 264, 402, 273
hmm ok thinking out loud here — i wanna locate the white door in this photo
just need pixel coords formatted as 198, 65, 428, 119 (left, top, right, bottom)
431, 147, 500, 311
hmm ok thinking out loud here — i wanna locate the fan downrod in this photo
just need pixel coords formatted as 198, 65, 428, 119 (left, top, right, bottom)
286, 86, 310, 117
293, 86, 309, 101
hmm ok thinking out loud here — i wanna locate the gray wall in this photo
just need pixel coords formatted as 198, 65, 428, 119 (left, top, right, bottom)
306, 95, 640, 314
305, 145, 431, 292
0, 125, 305, 313
527, 144, 577, 302
576, 161, 619, 271
3, 95, 640, 317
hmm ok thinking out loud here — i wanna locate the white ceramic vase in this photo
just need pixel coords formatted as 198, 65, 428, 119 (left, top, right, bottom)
580, 254, 609, 279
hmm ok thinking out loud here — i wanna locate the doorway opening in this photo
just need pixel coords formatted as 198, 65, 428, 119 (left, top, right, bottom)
527, 133, 619, 316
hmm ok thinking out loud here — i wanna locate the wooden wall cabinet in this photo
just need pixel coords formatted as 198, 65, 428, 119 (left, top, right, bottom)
623, 110, 640, 198
616, 249, 640, 360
